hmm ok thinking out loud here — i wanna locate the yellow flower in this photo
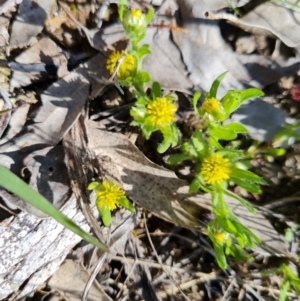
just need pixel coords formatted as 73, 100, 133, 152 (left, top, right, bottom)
106, 51, 137, 80
213, 232, 228, 244
130, 8, 143, 18
201, 97, 220, 114
200, 154, 231, 185
95, 180, 125, 211
146, 97, 177, 127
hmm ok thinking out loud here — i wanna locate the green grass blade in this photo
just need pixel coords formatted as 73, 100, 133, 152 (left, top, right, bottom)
0, 165, 109, 251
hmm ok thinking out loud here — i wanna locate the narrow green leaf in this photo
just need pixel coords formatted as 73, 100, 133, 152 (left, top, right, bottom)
223, 189, 256, 214
87, 182, 100, 190
0, 166, 109, 251
279, 280, 290, 301
208, 71, 227, 98
209, 126, 237, 141
230, 176, 262, 194
167, 153, 193, 165
146, 7, 154, 24
189, 177, 201, 193
118, 0, 127, 22
240, 88, 264, 101
262, 147, 286, 157
117, 197, 135, 213
152, 81, 161, 99
192, 91, 201, 114
99, 206, 111, 227
157, 140, 171, 153
223, 122, 249, 134
213, 242, 227, 269
230, 167, 267, 184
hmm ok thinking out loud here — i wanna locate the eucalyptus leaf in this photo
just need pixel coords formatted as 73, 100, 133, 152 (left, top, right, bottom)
0, 165, 109, 251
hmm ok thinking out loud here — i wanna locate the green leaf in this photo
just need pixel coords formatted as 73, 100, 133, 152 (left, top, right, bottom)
137, 44, 152, 55
87, 182, 100, 190
220, 90, 242, 118
279, 280, 290, 301
223, 122, 249, 134
189, 177, 201, 193
285, 228, 294, 243
208, 71, 227, 99
0, 166, 109, 251
230, 167, 267, 185
134, 71, 151, 85
152, 81, 161, 99
223, 189, 256, 214
213, 242, 227, 269
146, 7, 154, 24
117, 197, 135, 213
157, 141, 171, 153
190, 131, 205, 153
118, 0, 127, 21
99, 206, 111, 227
192, 91, 201, 114
209, 125, 238, 141
240, 88, 264, 101
167, 153, 193, 165
230, 176, 263, 194
262, 147, 286, 157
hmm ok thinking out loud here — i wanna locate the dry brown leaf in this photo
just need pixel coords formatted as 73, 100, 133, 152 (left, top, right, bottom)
49, 260, 113, 301
10, 37, 68, 91
206, 1, 300, 48
9, 0, 55, 49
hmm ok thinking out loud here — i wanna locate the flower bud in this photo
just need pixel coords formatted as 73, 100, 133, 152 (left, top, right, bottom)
123, 8, 147, 36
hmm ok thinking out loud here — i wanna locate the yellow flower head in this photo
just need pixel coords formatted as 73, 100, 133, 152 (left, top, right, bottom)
95, 180, 125, 211
130, 8, 143, 18
200, 154, 231, 185
201, 97, 220, 114
123, 8, 147, 33
106, 51, 137, 81
213, 232, 228, 244
146, 97, 177, 128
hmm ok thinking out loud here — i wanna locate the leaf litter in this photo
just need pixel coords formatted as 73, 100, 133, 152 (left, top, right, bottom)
0, 0, 300, 300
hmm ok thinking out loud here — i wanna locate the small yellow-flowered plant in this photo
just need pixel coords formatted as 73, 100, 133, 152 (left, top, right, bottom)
88, 180, 135, 227
106, 50, 137, 81
146, 97, 177, 128
200, 154, 231, 185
